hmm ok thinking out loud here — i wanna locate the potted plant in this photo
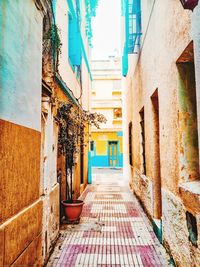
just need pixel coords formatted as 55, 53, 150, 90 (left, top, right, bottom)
56, 102, 106, 223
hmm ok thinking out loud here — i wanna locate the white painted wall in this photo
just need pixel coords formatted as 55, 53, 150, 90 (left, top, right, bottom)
41, 101, 58, 192
0, 0, 43, 131
56, 0, 81, 99
93, 80, 113, 99
56, 0, 91, 105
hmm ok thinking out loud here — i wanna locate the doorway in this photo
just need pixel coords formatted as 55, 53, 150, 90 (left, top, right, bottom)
108, 141, 119, 167
139, 108, 146, 175
80, 128, 84, 185
177, 41, 199, 182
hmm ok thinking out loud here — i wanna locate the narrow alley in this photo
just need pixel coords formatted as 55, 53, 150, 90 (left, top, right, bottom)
1, 0, 200, 266
47, 169, 171, 266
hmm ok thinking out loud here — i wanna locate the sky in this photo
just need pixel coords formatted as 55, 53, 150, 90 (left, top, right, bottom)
91, 0, 121, 60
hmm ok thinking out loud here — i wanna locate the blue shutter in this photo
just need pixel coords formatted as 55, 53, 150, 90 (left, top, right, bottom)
68, 15, 81, 66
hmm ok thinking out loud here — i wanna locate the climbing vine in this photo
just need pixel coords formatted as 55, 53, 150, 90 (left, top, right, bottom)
43, 23, 62, 72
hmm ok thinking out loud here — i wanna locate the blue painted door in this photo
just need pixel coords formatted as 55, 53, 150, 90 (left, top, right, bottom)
108, 141, 118, 167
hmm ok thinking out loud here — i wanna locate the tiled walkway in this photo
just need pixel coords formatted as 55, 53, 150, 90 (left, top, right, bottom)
48, 169, 171, 267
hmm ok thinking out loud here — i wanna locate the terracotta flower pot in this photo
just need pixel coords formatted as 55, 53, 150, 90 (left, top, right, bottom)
61, 200, 84, 222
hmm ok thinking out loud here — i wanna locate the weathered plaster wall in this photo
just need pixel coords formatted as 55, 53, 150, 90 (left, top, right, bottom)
0, 1, 44, 265
42, 184, 60, 262
0, 0, 42, 131
0, 120, 41, 222
132, 169, 153, 217
0, 200, 43, 266
124, 0, 200, 265
162, 188, 200, 266
41, 100, 58, 191
41, 97, 60, 262
132, 0, 191, 194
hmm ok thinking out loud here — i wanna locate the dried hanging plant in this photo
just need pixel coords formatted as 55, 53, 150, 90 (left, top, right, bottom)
56, 101, 106, 200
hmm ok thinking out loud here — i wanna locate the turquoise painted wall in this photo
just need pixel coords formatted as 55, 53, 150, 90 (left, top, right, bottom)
91, 154, 123, 167
0, 0, 43, 131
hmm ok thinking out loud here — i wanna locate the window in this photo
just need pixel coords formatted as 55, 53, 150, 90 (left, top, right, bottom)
109, 141, 118, 145
90, 141, 94, 151
177, 41, 199, 182
113, 108, 122, 119
186, 211, 198, 247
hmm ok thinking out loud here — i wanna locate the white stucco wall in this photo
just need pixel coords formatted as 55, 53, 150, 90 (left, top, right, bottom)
93, 80, 113, 99
0, 0, 43, 131
56, 0, 81, 99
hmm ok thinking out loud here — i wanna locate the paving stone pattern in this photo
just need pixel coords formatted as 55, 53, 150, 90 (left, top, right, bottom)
48, 170, 171, 266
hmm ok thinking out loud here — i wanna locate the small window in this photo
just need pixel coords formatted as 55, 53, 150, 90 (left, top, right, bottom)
113, 108, 122, 119
186, 211, 198, 247
90, 141, 94, 151
109, 141, 118, 145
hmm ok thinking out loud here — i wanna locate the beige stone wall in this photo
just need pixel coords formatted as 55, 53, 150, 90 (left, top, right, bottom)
124, 1, 200, 266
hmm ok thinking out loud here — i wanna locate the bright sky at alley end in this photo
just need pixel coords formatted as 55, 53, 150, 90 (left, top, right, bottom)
92, 0, 121, 59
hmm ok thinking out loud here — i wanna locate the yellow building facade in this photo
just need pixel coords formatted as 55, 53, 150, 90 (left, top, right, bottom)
91, 58, 123, 168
